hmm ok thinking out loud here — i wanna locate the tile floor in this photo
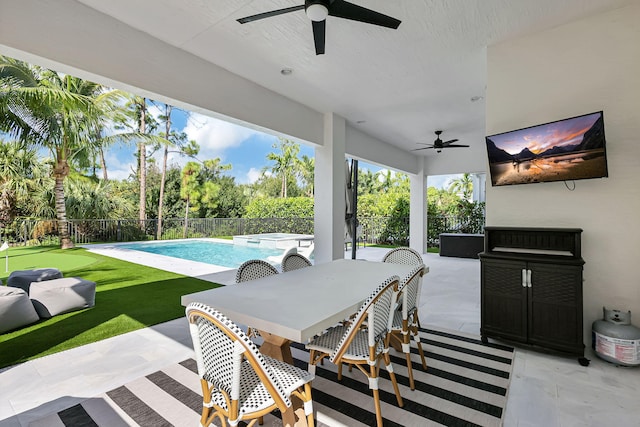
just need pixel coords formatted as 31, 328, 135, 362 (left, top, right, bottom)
0, 247, 638, 426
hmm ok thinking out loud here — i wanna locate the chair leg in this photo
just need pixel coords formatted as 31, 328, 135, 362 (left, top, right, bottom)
304, 383, 315, 427
402, 326, 416, 390
383, 351, 404, 408
410, 313, 427, 370
200, 379, 213, 427
369, 362, 384, 427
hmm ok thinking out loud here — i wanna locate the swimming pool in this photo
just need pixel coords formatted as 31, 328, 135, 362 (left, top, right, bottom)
118, 240, 282, 268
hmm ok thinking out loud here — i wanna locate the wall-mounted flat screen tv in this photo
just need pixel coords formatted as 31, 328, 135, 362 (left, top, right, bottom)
485, 111, 608, 186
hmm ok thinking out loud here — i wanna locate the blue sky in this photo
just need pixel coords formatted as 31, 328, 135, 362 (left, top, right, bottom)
104, 103, 459, 189
105, 105, 314, 183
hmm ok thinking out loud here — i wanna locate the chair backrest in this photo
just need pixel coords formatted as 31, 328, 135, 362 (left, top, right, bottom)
185, 302, 290, 412
282, 253, 312, 272
330, 274, 399, 363
398, 264, 426, 319
382, 247, 423, 265
236, 259, 279, 283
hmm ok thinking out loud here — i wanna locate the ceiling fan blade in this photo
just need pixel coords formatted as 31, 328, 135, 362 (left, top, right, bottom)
312, 19, 326, 55
441, 139, 459, 145
445, 144, 470, 148
411, 147, 433, 151
237, 5, 304, 24
329, 0, 401, 29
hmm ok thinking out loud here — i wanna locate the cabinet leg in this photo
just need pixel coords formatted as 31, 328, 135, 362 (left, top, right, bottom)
481, 335, 488, 344
578, 357, 590, 367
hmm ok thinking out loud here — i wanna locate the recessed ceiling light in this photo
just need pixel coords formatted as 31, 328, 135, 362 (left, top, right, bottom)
280, 68, 293, 75
470, 95, 484, 102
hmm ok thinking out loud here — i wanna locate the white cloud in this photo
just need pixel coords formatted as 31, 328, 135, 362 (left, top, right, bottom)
183, 113, 256, 160
104, 155, 136, 181
245, 168, 263, 184
376, 168, 397, 181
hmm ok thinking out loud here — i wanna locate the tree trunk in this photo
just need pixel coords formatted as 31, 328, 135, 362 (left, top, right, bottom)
282, 174, 286, 198
138, 98, 147, 229
99, 146, 108, 181
183, 197, 189, 239
157, 104, 171, 239
53, 159, 73, 249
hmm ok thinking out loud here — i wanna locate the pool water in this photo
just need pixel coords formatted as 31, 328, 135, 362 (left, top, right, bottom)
118, 240, 282, 268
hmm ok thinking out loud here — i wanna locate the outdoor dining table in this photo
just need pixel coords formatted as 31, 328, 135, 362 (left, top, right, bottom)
181, 258, 418, 364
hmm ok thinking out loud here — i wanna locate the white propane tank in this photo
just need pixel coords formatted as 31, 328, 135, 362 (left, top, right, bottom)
592, 307, 640, 367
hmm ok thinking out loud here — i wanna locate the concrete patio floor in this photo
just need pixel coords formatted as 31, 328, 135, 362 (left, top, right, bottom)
0, 247, 638, 426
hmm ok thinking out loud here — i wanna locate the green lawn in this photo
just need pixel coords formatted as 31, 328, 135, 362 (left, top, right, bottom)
0, 246, 221, 369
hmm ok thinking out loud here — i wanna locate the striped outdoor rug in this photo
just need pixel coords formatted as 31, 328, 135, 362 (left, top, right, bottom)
31, 327, 514, 427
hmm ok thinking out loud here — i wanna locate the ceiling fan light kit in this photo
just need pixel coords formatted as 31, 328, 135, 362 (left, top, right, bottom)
237, 0, 401, 55
306, 2, 329, 21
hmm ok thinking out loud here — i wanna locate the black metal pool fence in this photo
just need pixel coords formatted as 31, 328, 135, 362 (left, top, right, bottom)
7, 215, 484, 247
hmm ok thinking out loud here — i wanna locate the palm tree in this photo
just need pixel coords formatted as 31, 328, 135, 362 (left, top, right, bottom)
448, 173, 474, 201
265, 137, 300, 198
378, 169, 394, 192
0, 56, 106, 248
358, 169, 380, 195
180, 162, 200, 238
154, 103, 199, 239
299, 154, 314, 197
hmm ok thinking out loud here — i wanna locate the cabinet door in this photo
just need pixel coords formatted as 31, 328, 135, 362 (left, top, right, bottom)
527, 262, 583, 353
481, 259, 527, 342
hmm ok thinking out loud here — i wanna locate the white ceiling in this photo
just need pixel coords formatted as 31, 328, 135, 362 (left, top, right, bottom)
27, 1, 640, 156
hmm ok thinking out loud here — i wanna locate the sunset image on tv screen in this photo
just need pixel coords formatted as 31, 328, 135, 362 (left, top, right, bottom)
485, 112, 607, 186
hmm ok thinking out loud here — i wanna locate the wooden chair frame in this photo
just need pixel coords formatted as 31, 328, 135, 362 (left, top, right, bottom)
388, 264, 427, 390
307, 276, 403, 427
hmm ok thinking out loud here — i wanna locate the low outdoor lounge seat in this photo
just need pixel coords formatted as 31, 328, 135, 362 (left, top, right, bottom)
306, 275, 403, 427
7, 268, 63, 292
0, 287, 40, 334
266, 246, 297, 266
281, 253, 312, 272
186, 302, 315, 427
29, 277, 96, 318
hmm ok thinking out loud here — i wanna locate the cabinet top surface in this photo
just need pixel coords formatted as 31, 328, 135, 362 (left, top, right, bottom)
484, 226, 583, 233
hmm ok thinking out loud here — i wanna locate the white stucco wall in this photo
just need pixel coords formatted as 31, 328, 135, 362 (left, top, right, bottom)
485, 3, 640, 342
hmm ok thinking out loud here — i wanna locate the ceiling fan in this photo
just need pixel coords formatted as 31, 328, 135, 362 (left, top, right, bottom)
413, 130, 470, 153
236, 0, 401, 55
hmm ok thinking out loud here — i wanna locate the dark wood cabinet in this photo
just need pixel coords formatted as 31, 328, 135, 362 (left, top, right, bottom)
479, 227, 585, 358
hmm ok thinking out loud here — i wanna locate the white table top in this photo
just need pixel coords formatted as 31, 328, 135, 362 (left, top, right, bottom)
181, 259, 423, 343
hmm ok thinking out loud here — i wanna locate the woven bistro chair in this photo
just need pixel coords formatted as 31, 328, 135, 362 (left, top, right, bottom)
306, 275, 403, 427
382, 246, 423, 265
282, 253, 312, 272
389, 264, 427, 390
235, 259, 279, 283
235, 259, 279, 338
186, 303, 315, 427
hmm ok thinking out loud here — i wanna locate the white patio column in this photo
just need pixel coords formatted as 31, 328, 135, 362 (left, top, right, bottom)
314, 113, 347, 263
471, 172, 486, 203
409, 166, 427, 254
